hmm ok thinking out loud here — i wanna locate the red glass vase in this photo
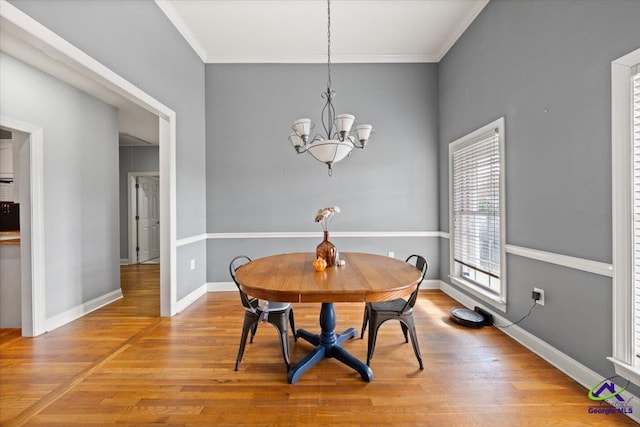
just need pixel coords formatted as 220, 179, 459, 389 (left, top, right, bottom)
316, 230, 337, 267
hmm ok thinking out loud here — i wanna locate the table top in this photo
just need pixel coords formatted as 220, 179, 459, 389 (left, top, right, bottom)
235, 252, 422, 303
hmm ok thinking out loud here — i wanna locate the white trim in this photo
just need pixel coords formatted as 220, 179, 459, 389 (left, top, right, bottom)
609, 358, 640, 394
175, 230, 446, 247
435, 0, 489, 61
441, 281, 640, 424
120, 259, 129, 266
45, 289, 123, 332
207, 281, 237, 292
175, 283, 207, 313
154, 0, 488, 64
449, 117, 507, 307
439, 231, 450, 239
160, 114, 177, 317
28, 126, 45, 337
0, 0, 178, 319
443, 234, 614, 278
611, 47, 640, 373
204, 53, 442, 64
206, 231, 441, 239
506, 244, 613, 278
0, 116, 45, 338
0, 1, 173, 119
177, 233, 208, 247
442, 232, 613, 278
449, 275, 506, 312
419, 280, 441, 290
154, 0, 208, 63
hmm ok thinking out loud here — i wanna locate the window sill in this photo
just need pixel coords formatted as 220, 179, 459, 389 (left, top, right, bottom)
449, 275, 506, 312
608, 357, 640, 387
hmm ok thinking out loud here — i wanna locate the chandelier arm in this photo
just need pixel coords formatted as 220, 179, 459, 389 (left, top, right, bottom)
321, 89, 335, 138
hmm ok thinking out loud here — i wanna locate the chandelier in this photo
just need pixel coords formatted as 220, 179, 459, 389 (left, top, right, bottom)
288, 0, 374, 176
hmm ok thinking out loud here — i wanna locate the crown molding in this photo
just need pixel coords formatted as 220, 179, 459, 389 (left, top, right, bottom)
155, 0, 208, 63
435, 0, 489, 61
205, 53, 441, 64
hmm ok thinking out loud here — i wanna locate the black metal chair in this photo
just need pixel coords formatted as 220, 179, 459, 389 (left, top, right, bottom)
360, 255, 428, 370
230, 255, 297, 371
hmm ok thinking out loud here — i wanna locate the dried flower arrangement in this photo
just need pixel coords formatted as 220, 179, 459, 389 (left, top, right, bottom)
314, 206, 340, 231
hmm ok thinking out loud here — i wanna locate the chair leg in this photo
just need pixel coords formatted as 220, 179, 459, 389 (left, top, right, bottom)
235, 314, 257, 371
360, 304, 370, 339
268, 312, 291, 371
366, 315, 384, 366
400, 322, 409, 343
250, 321, 258, 343
404, 317, 423, 370
289, 308, 297, 342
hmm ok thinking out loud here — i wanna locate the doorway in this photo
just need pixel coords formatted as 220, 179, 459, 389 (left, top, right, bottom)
128, 173, 160, 265
0, 118, 45, 337
1, 2, 179, 327
0, 126, 27, 330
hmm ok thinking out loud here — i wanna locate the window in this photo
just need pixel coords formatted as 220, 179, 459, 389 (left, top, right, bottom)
633, 66, 640, 361
610, 48, 640, 385
449, 117, 506, 309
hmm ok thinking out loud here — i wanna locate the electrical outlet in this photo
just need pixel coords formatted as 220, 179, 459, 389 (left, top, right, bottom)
190, 259, 196, 270
388, 251, 395, 258
533, 287, 545, 306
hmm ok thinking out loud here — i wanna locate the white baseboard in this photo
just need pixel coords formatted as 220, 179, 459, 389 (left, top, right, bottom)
120, 259, 129, 265
175, 283, 208, 313
46, 288, 123, 332
421, 279, 441, 290
207, 281, 237, 292
439, 280, 640, 423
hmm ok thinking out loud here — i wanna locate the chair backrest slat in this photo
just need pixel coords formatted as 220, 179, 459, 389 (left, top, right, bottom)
402, 255, 428, 312
229, 255, 256, 312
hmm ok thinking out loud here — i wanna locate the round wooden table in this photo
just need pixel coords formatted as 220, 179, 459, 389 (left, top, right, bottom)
235, 252, 422, 383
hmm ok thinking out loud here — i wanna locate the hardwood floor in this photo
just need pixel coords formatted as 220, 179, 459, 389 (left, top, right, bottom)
0, 264, 635, 426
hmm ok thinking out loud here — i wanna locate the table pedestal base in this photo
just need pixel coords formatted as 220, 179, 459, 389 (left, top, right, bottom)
287, 302, 374, 384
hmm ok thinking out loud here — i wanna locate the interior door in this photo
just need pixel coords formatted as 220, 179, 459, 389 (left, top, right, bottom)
136, 175, 160, 263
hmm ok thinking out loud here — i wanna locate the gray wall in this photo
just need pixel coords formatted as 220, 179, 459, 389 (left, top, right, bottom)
118, 146, 159, 260
205, 63, 440, 282
10, 0, 208, 300
438, 0, 640, 382
0, 245, 21, 327
0, 52, 120, 317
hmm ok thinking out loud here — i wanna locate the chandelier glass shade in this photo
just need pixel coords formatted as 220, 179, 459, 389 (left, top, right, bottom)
288, 0, 373, 176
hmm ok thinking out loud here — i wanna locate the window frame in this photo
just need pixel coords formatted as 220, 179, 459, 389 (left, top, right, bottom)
609, 47, 640, 386
449, 117, 507, 311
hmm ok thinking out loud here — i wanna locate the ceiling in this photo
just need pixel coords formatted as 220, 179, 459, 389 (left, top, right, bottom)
158, 0, 489, 63
1, 1, 488, 149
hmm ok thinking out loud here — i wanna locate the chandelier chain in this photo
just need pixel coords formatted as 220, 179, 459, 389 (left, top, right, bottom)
327, 0, 331, 90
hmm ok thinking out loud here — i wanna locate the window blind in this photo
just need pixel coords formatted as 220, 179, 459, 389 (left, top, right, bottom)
452, 129, 501, 280
631, 66, 640, 360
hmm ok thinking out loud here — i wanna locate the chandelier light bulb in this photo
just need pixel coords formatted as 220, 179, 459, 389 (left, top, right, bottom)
293, 118, 312, 143
335, 114, 355, 139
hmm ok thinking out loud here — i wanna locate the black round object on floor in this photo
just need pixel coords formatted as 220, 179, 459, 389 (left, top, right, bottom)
450, 308, 485, 328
